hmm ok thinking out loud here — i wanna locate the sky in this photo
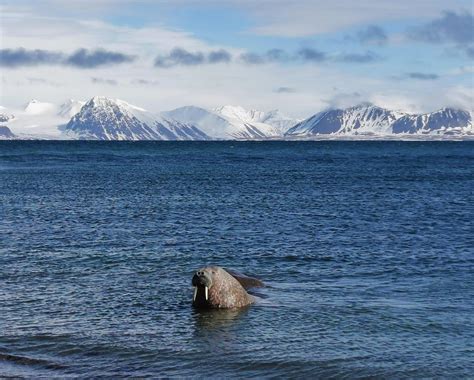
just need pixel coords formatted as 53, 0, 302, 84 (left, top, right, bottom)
0, 0, 473, 118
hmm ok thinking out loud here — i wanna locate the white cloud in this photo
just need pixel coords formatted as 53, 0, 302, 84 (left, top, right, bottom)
1, 11, 211, 54
367, 83, 474, 114
240, 0, 471, 37
5, 0, 472, 38
445, 85, 474, 111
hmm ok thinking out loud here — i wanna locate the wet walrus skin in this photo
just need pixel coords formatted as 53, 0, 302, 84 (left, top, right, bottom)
192, 266, 263, 309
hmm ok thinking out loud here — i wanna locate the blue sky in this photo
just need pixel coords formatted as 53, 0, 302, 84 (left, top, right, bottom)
0, 0, 472, 117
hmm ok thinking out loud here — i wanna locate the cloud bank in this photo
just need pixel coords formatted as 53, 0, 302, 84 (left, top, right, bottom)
408, 10, 474, 57
0, 48, 135, 68
408, 10, 473, 45
153, 47, 381, 67
154, 48, 231, 67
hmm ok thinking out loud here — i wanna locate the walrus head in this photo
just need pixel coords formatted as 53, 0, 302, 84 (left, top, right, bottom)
192, 266, 255, 309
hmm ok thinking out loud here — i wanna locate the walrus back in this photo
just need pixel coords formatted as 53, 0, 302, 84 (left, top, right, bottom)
224, 268, 265, 290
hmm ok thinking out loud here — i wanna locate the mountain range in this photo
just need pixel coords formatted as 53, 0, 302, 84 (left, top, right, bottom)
286, 105, 472, 137
1, 97, 472, 140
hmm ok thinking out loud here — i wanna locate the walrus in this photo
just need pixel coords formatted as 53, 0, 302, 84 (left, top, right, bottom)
192, 266, 264, 309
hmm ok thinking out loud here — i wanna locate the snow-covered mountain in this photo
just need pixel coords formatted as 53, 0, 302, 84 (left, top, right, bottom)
2, 98, 472, 140
286, 105, 473, 137
2, 99, 86, 138
164, 105, 299, 139
24, 99, 56, 115
213, 105, 299, 136
286, 105, 401, 136
0, 126, 16, 140
391, 108, 472, 135
252, 109, 300, 135
64, 96, 209, 141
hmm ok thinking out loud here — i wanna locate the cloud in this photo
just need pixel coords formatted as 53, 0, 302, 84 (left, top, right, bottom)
208, 49, 232, 63
274, 86, 296, 93
156, 46, 382, 67
156, 48, 292, 67
391, 72, 440, 81
448, 65, 474, 75
465, 46, 474, 58
239, 52, 265, 64
131, 78, 159, 86
240, 48, 379, 65
239, 49, 291, 64
243, 0, 465, 37
336, 51, 380, 63
266, 49, 290, 62
91, 77, 118, 85
155, 48, 232, 67
445, 85, 474, 111
4, 0, 467, 39
407, 72, 439, 80
408, 10, 474, 45
27, 77, 62, 87
323, 91, 363, 108
0, 48, 62, 67
0, 47, 135, 68
65, 48, 135, 68
356, 25, 387, 45
297, 48, 327, 62
155, 48, 204, 67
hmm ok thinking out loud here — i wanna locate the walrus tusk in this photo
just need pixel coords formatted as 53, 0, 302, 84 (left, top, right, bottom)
205, 286, 208, 301
193, 287, 197, 302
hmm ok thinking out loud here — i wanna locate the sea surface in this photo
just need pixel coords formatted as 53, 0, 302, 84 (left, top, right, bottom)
0, 141, 473, 379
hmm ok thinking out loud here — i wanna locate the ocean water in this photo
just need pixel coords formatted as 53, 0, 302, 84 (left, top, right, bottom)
0, 141, 473, 379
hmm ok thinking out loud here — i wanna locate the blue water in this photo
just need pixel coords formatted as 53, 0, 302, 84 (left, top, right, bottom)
0, 141, 473, 378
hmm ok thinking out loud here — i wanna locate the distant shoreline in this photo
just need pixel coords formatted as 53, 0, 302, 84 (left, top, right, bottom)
2, 135, 474, 142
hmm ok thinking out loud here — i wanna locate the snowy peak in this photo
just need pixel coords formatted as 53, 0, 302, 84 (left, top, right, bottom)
85, 96, 140, 111
286, 104, 399, 136
81, 96, 125, 113
4, 98, 82, 139
24, 99, 56, 115
213, 105, 298, 129
392, 108, 471, 135
341, 104, 401, 133
58, 99, 85, 118
0, 126, 16, 140
213, 105, 259, 123
392, 108, 474, 135
256, 109, 302, 134
393, 108, 474, 135
65, 96, 209, 141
